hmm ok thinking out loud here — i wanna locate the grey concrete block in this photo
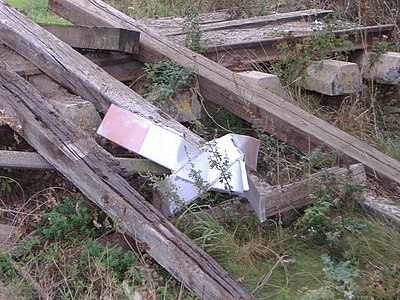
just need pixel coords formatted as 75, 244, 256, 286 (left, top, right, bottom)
355, 51, 400, 85
306, 60, 363, 95
47, 97, 101, 133
28, 74, 100, 133
237, 71, 289, 100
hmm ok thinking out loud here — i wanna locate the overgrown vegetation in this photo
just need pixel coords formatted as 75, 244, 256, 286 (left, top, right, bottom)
144, 59, 195, 106
268, 19, 399, 164
270, 29, 354, 93
175, 175, 400, 299
107, 0, 278, 19
2, 0, 400, 299
0, 197, 195, 299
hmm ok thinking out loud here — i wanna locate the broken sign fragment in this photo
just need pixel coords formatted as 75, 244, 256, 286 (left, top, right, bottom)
97, 104, 197, 171
97, 104, 265, 222
158, 134, 265, 222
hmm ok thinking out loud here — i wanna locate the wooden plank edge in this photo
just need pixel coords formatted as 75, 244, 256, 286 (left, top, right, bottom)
0, 150, 169, 175
211, 164, 400, 229
206, 24, 395, 53
40, 23, 140, 53
166, 9, 333, 36
361, 190, 400, 228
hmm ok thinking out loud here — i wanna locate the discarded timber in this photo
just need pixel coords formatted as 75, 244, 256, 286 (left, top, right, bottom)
0, 42, 142, 82
162, 9, 332, 36
48, 0, 400, 187
41, 24, 140, 53
0, 4, 201, 146
0, 151, 169, 175
213, 164, 366, 219
262, 164, 366, 217
361, 190, 400, 228
0, 4, 274, 204
0, 62, 254, 300
205, 24, 395, 69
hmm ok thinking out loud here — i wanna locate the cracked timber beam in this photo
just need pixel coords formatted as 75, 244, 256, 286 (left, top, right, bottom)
0, 61, 254, 300
48, 0, 400, 187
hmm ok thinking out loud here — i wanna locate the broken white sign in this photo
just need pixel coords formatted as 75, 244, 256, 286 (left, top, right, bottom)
97, 104, 265, 222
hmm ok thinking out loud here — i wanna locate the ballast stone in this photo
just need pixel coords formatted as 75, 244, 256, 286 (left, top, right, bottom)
306, 60, 363, 95
237, 71, 289, 100
355, 51, 400, 85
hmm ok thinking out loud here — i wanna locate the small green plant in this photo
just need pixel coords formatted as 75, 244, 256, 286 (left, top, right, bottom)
207, 143, 233, 192
188, 168, 210, 196
369, 35, 390, 67
0, 253, 16, 281
186, 154, 211, 199
298, 190, 341, 244
80, 240, 136, 282
37, 197, 95, 241
0, 176, 13, 194
298, 146, 337, 172
271, 41, 311, 91
154, 177, 184, 211
300, 253, 360, 299
271, 29, 353, 92
183, 12, 207, 54
321, 254, 359, 299
144, 59, 194, 106
297, 175, 363, 247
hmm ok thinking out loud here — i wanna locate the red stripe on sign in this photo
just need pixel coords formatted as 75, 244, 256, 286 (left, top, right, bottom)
97, 104, 150, 153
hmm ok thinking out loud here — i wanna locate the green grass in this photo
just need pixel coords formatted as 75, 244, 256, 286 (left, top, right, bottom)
177, 206, 400, 299
375, 136, 400, 161
106, 0, 280, 19
5, 0, 70, 24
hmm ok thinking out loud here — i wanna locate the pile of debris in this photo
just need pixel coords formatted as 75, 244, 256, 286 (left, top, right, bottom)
1, 0, 399, 298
